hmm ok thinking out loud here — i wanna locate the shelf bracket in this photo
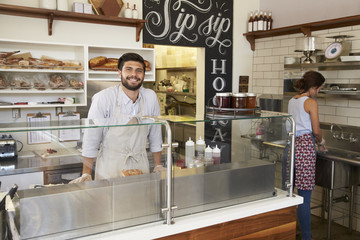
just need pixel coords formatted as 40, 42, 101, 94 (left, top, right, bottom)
300, 27, 311, 37
48, 13, 54, 36
245, 35, 256, 51
136, 22, 144, 42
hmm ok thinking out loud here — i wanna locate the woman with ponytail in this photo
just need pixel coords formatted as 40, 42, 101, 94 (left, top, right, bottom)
288, 70, 327, 240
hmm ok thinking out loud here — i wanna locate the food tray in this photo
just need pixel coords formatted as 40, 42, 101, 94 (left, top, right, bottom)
206, 106, 260, 119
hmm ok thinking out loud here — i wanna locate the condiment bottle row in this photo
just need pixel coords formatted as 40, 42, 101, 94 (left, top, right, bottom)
124, 2, 139, 19
185, 137, 221, 168
247, 10, 273, 33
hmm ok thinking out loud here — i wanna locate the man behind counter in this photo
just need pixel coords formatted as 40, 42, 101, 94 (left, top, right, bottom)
71, 53, 164, 183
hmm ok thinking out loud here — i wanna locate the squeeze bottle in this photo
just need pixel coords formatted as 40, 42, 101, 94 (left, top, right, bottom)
212, 145, 221, 165
204, 145, 213, 166
195, 136, 206, 160
185, 137, 195, 167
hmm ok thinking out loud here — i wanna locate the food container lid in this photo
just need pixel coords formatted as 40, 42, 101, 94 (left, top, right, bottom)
216, 92, 232, 97
205, 145, 212, 153
246, 92, 256, 97
212, 145, 221, 153
196, 136, 205, 145
232, 93, 246, 97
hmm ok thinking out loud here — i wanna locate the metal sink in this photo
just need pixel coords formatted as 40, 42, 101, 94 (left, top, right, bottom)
318, 147, 360, 167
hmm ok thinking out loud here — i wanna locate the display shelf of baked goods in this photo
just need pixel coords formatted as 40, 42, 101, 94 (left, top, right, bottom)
87, 45, 155, 82
0, 39, 86, 109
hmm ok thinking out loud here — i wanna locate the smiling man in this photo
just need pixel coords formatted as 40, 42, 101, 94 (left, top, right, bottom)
71, 53, 164, 183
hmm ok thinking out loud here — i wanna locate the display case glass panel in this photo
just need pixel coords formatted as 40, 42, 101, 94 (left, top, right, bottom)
0, 112, 294, 239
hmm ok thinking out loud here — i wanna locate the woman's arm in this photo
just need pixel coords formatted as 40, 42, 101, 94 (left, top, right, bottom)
304, 98, 323, 144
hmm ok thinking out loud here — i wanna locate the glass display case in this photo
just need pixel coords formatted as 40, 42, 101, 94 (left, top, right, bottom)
0, 111, 295, 239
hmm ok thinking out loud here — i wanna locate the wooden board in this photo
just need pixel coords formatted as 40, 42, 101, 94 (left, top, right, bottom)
156, 206, 297, 240
89, 0, 124, 15
34, 148, 81, 159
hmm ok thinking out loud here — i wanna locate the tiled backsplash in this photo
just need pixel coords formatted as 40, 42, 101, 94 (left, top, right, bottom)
253, 26, 360, 127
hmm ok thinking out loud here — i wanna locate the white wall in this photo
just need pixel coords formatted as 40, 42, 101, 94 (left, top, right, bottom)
231, 0, 259, 93
260, 0, 360, 29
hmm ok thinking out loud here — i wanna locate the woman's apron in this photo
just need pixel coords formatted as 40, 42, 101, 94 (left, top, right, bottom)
282, 133, 316, 191
95, 86, 149, 180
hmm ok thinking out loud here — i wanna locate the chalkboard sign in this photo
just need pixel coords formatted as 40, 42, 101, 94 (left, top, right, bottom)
143, 0, 233, 105
143, 0, 233, 162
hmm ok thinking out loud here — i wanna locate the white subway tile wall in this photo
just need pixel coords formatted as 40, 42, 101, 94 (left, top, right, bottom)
252, 26, 360, 232
252, 26, 360, 127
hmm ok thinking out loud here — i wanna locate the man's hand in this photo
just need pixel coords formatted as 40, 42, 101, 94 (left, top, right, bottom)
153, 165, 166, 172
69, 173, 92, 184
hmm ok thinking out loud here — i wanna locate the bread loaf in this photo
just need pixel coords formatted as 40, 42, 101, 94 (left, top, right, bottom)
49, 75, 67, 88
89, 56, 107, 68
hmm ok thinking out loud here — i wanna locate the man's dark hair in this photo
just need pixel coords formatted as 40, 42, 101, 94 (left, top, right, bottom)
118, 53, 145, 71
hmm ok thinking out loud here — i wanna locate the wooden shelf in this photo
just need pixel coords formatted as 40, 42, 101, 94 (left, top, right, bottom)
0, 3, 146, 41
243, 15, 360, 51
285, 62, 360, 71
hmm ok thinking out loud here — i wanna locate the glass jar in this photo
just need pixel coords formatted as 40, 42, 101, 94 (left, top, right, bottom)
215, 92, 231, 109
246, 93, 256, 114
246, 93, 256, 108
232, 93, 246, 109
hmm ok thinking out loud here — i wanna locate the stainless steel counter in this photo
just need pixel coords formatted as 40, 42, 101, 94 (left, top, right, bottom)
0, 149, 83, 176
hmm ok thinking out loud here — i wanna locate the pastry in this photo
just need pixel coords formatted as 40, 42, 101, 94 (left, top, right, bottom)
5, 57, 23, 65
10, 80, 31, 89
34, 82, 46, 90
69, 78, 83, 88
121, 169, 144, 177
41, 59, 64, 66
89, 56, 107, 68
62, 60, 82, 67
106, 58, 118, 63
102, 61, 118, 69
28, 57, 43, 66
144, 60, 151, 71
0, 51, 20, 58
0, 77, 6, 88
49, 75, 67, 88
19, 60, 30, 66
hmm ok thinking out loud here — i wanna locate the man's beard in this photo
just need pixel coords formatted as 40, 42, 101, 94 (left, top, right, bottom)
121, 75, 143, 91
